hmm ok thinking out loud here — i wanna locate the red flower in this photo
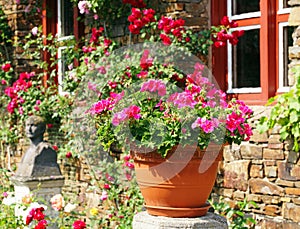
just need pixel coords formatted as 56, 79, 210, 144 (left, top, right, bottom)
73, 220, 86, 229
66, 152, 73, 158
34, 219, 47, 229
47, 123, 53, 128
1, 63, 11, 72
220, 16, 230, 26
129, 24, 141, 34
52, 145, 58, 151
160, 33, 172, 46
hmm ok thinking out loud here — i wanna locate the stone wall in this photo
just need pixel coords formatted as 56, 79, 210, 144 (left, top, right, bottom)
214, 1, 300, 228
214, 106, 300, 228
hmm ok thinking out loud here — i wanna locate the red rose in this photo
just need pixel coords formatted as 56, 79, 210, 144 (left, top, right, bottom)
1, 63, 11, 72
52, 145, 59, 151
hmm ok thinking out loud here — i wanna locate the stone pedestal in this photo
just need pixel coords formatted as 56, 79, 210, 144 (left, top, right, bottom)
132, 211, 228, 229
11, 175, 64, 229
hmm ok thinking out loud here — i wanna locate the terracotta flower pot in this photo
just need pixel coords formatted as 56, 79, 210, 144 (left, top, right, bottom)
131, 144, 224, 218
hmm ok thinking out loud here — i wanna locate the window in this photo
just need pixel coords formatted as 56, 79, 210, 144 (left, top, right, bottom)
42, 0, 83, 92
211, 0, 291, 104
57, 0, 75, 94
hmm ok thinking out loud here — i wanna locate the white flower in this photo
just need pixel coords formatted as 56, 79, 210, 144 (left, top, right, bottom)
78, 1, 91, 14
64, 203, 77, 213
2, 196, 16, 206
31, 27, 38, 36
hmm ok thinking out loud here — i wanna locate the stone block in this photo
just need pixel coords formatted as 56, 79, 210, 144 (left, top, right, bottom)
223, 144, 241, 161
286, 188, 300, 196
283, 203, 300, 222
262, 195, 280, 204
249, 178, 284, 196
250, 164, 264, 178
268, 143, 284, 149
276, 178, 295, 187
233, 190, 245, 200
282, 222, 300, 229
240, 144, 263, 159
263, 148, 284, 160
292, 197, 300, 205
249, 129, 268, 142
223, 161, 250, 191
132, 212, 228, 229
247, 194, 262, 202
291, 166, 300, 178
263, 205, 281, 216
268, 134, 282, 144
278, 161, 299, 181
165, 3, 184, 13
287, 151, 299, 164
265, 166, 277, 178
289, 0, 300, 6
289, 7, 300, 26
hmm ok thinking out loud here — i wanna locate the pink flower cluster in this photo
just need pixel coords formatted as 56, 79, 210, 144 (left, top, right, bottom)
214, 16, 244, 47
140, 79, 166, 96
226, 100, 253, 140
122, 0, 146, 8
4, 72, 35, 114
26, 207, 47, 229
168, 91, 197, 109
112, 105, 141, 126
192, 117, 220, 134
128, 8, 155, 34
89, 91, 124, 115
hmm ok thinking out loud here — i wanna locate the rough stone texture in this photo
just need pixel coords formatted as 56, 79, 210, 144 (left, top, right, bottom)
250, 164, 264, 178
240, 144, 263, 159
278, 161, 299, 181
289, 7, 300, 26
263, 148, 285, 160
132, 212, 228, 229
283, 203, 300, 222
249, 178, 284, 196
223, 160, 250, 191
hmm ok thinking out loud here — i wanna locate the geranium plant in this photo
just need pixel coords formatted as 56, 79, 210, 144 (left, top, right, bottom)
72, 1, 253, 158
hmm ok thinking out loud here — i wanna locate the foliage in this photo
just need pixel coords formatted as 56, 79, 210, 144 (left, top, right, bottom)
0, 156, 143, 228
87, 52, 253, 157
257, 66, 300, 151
210, 198, 258, 229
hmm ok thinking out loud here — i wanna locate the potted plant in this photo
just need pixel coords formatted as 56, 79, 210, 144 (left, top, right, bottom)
72, 0, 253, 218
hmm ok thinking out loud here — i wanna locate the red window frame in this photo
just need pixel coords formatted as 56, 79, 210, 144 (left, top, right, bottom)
41, 0, 84, 85
211, 0, 290, 105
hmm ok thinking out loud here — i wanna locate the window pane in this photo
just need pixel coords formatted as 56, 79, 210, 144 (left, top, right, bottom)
62, 0, 74, 36
283, 26, 295, 86
232, 0, 260, 15
283, 0, 289, 8
232, 29, 260, 88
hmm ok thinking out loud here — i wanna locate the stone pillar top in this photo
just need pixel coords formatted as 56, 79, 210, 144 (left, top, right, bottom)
132, 211, 228, 229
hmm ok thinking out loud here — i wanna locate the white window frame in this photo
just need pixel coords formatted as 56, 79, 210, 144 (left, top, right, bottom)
227, 0, 261, 20
57, 0, 74, 94
278, 0, 291, 15
277, 22, 291, 93
227, 25, 262, 94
